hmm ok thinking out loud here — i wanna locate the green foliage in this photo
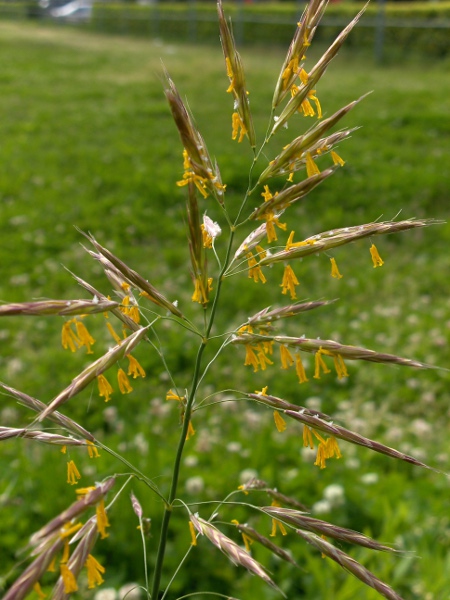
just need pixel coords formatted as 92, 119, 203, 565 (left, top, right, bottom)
84, 1, 450, 57
0, 17, 449, 600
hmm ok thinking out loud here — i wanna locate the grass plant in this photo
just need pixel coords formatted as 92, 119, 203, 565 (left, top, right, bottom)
0, 4, 449, 600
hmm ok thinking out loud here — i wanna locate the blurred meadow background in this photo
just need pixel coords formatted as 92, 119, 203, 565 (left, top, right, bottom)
0, 3, 450, 599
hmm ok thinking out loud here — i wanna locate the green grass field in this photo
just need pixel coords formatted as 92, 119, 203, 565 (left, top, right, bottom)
0, 19, 449, 600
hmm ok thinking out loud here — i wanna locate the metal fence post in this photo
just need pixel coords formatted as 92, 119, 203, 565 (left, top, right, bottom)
375, 0, 386, 63
235, 0, 244, 46
188, 0, 197, 43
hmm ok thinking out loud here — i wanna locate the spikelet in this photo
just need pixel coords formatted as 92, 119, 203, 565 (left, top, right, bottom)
271, 5, 368, 135
217, 0, 256, 148
235, 332, 429, 369
80, 230, 184, 319
233, 521, 299, 567
250, 167, 337, 221
0, 427, 87, 448
263, 507, 400, 553
0, 382, 94, 441
249, 391, 434, 470
29, 479, 115, 549
296, 530, 404, 600
272, 0, 328, 107
0, 298, 118, 317
37, 326, 149, 422
245, 299, 336, 329
259, 98, 366, 184
259, 219, 440, 266
164, 74, 215, 182
189, 513, 280, 592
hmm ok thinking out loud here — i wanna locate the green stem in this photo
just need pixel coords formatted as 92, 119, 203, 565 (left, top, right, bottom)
150, 229, 235, 599
233, 108, 275, 228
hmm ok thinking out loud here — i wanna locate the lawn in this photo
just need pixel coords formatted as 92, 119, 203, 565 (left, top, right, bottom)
0, 17, 449, 600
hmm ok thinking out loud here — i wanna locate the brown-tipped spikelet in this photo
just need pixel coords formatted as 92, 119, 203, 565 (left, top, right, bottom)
37, 326, 149, 422
296, 530, 404, 600
0, 298, 118, 317
164, 74, 225, 201
189, 513, 280, 592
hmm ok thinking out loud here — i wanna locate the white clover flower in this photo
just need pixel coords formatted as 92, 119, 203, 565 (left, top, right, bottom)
323, 484, 345, 506
118, 583, 142, 599
133, 432, 149, 455
184, 454, 199, 467
185, 476, 205, 495
361, 472, 379, 485
312, 499, 332, 514
239, 468, 258, 484
226, 441, 242, 453
301, 446, 316, 463
94, 589, 118, 600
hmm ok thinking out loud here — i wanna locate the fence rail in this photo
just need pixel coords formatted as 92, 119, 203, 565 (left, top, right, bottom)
0, 0, 449, 61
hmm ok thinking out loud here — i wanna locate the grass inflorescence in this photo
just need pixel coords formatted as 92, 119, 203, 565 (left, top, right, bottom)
0, 4, 449, 600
